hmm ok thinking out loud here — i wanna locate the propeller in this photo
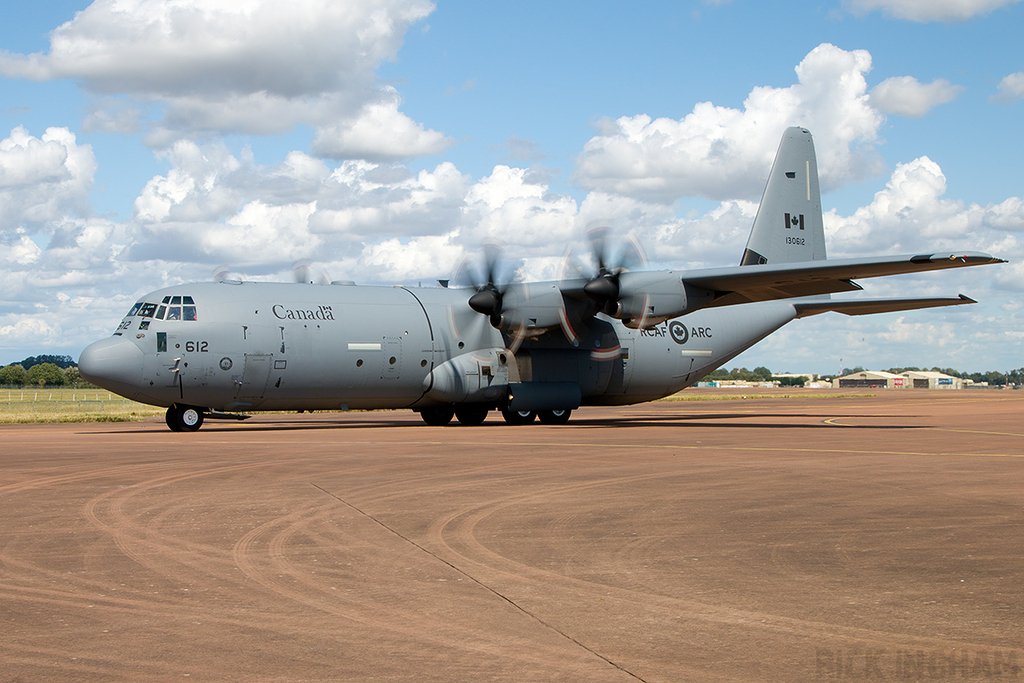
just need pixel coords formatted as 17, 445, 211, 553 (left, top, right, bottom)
455, 245, 546, 353
213, 265, 237, 282
458, 245, 512, 328
573, 227, 647, 314
293, 261, 331, 285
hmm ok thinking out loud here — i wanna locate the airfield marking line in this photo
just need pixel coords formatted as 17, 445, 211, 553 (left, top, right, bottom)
342, 437, 1024, 459
930, 427, 1024, 438
820, 417, 1024, 440
309, 483, 652, 683
286, 437, 1024, 460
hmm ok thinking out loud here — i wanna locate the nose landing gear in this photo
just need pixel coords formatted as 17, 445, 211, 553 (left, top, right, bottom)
166, 404, 205, 432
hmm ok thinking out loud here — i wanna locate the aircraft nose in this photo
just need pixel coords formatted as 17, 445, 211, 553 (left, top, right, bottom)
79, 337, 144, 399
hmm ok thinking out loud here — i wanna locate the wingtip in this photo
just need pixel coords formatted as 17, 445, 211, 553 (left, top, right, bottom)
957, 294, 977, 304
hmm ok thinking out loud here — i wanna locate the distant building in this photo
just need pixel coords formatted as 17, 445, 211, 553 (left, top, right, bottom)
773, 373, 818, 382
899, 370, 963, 389
833, 370, 963, 389
834, 370, 903, 389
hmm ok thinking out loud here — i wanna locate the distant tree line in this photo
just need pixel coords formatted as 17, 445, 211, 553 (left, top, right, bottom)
0, 358, 88, 388
11, 354, 78, 370
706, 366, 776, 382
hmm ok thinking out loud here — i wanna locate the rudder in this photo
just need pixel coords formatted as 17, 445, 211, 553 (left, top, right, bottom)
740, 127, 826, 266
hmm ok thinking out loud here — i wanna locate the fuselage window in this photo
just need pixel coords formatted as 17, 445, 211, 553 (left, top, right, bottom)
139, 303, 157, 318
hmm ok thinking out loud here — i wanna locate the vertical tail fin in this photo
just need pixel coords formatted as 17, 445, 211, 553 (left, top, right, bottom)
740, 127, 827, 266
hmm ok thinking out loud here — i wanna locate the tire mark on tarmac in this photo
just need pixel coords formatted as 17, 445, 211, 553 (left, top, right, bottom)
309, 482, 653, 682
81, 461, 270, 577
421, 465, 1024, 663
7, 455, 601, 678
231, 493, 616, 676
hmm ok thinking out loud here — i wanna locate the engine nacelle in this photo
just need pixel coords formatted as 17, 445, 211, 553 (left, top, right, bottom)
493, 283, 567, 332
612, 271, 714, 328
423, 348, 511, 403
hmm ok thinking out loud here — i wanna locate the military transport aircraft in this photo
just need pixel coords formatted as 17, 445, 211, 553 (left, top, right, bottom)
79, 128, 1004, 431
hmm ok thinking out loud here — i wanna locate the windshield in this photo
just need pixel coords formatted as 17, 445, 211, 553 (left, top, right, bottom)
126, 296, 198, 321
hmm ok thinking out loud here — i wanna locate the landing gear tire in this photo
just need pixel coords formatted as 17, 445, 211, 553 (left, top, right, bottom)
419, 405, 455, 426
454, 404, 489, 426
501, 408, 536, 425
166, 405, 205, 432
538, 408, 572, 425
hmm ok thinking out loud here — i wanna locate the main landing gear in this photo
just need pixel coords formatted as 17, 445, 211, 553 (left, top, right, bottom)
418, 405, 573, 426
537, 408, 571, 425
166, 404, 204, 432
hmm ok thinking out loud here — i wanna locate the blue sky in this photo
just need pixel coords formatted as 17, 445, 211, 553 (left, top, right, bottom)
0, 0, 1021, 374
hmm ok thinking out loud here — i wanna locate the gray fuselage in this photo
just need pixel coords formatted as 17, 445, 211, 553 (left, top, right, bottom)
79, 280, 799, 414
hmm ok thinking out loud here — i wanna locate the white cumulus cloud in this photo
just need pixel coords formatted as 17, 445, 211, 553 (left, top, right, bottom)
0, 0, 447, 160
825, 156, 1024, 262
992, 71, 1024, 103
575, 44, 885, 203
844, 0, 1021, 21
310, 93, 453, 161
0, 318, 63, 348
126, 141, 474, 273
0, 127, 96, 232
869, 76, 963, 117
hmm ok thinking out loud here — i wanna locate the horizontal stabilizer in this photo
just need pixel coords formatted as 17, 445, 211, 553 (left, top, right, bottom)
683, 252, 1004, 308
794, 294, 976, 318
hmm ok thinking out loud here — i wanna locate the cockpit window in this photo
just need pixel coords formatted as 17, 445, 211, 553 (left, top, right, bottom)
128, 296, 197, 322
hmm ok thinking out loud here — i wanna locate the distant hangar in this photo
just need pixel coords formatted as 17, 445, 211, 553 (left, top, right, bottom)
835, 370, 963, 389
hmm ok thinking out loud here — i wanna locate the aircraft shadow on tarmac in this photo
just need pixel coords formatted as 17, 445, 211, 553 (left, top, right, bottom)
85, 411, 926, 434
568, 413, 925, 430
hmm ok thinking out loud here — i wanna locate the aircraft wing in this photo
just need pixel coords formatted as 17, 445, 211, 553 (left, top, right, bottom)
681, 252, 1004, 308
793, 294, 976, 318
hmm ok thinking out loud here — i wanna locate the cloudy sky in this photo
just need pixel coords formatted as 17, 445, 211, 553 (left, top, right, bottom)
0, 0, 1021, 374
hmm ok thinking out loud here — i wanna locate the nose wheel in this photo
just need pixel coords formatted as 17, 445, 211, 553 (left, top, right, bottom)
166, 404, 205, 432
